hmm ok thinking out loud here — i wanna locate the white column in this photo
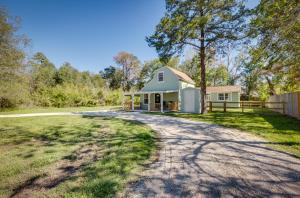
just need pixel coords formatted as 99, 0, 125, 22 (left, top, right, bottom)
160, 92, 163, 113
148, 93, 151, 112
131, 94, 134, 111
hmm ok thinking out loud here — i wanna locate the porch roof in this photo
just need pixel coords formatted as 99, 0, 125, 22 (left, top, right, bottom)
124, 89, 178, 96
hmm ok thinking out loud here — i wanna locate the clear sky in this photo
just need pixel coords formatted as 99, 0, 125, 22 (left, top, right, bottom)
0, 0, 259, 73
0, 0, 165, 73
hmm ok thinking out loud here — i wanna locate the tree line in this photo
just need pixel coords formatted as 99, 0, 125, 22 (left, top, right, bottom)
1, 0, 299, 110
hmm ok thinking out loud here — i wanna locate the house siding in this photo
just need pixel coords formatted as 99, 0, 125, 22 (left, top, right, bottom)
141, 67, 179, 92
209, 92, 240, 107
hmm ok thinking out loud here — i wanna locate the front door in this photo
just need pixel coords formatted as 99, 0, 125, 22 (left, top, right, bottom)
154, 93, 161, 110
155, 93, 160, 103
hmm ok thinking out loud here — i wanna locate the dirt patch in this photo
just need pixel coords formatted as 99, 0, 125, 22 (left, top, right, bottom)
10, 144, 103, 198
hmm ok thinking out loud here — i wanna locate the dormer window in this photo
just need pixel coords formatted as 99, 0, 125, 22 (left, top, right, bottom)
158, 72, 164, 82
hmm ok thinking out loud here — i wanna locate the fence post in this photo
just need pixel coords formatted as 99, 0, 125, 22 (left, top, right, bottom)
282, 102, 285, 114
209, 101, 212, 112
224, 101, 226, 112
242, 101, 244, 112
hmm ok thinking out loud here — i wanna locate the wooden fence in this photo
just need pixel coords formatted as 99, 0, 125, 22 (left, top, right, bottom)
207, 101, 286, 113
267, 92, 300, 119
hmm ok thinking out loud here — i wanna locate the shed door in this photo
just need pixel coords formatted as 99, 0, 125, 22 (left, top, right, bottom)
183, 89, 195, 112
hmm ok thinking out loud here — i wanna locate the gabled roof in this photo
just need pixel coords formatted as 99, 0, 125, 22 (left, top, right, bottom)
207, 85, 241, 93
166, 67, 195, 85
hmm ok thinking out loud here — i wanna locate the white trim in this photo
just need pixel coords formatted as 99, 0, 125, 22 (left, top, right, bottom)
160, 93, 163, 113
124, 90, 178, 96
148, 93, 151, 111
157, 71, 164, 83
217, 92, 232, 101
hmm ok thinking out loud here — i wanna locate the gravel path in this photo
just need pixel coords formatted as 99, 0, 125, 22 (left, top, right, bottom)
2, 111, 300, 197
106, 112, 300, 198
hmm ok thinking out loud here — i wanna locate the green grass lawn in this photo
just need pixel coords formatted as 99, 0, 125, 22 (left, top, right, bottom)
0, 106, 121, 115
0, 115, 156, 198
148, 110, 300, 157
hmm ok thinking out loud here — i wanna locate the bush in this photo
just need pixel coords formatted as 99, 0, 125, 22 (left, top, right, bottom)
0, 97, 15, 108
104, 89, 122, 106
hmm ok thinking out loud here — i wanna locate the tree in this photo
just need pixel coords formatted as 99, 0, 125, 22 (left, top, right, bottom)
56, 62, 79, 84
113, 51, 141, 91
100, 66, 122, 90
147, 0, 249, 113
0, 8, 29, 108
250, 0, 300, 93
207, 64, 229, 86
29, 52, 57, 91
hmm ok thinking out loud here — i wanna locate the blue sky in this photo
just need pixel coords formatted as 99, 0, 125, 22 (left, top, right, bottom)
0, 0, 258, 73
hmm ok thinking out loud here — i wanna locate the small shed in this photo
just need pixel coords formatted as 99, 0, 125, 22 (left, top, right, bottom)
180, 87, 201, 113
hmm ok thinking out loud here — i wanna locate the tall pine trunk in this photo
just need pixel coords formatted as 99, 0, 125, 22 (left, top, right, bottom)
200, 29, 207, 114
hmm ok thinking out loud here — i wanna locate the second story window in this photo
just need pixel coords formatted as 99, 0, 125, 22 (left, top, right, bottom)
158, 72, 164, 82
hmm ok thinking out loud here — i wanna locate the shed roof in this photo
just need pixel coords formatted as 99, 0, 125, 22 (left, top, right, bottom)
207, 85, 241, 93
167, 67, 195, 85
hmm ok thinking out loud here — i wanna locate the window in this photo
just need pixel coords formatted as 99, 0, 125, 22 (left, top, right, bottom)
218, 93, 224, 101
225, 93, 229, 101
144, 94, 148, 104
158, 72, 164, 82
206, 94, 211, 101
218, 93, 230, 101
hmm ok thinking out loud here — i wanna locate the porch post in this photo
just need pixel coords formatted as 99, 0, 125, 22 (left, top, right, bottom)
131, 94, 134, 111
160, 92, 163, 113
148, 93, 151, 112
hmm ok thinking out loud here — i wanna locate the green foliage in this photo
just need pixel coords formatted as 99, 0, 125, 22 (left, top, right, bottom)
147, 0, 250, 113
146, 0, 249, 60
250, 0, 300, 93
56, 62, 79, 84
206, 64, 229, 86
0, 8, 30, 108
100, 66, 122, 90
103, 89, 123, 106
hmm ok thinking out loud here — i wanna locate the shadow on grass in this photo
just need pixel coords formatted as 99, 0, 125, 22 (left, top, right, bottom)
5, 116, 157, 198
151, 110, 300, 145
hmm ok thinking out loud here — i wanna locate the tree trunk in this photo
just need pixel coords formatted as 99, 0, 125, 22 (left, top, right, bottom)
200, 29, 207, 114
265, 76, 275, 95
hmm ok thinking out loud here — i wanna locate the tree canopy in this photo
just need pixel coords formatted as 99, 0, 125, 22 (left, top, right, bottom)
147, 0, 249, 113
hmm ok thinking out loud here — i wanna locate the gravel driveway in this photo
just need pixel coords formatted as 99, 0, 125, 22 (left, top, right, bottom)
101, 112, 300, 198
2, 111, 300, 197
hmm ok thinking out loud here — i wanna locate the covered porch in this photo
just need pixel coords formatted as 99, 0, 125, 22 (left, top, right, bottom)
123, 90, 179, 113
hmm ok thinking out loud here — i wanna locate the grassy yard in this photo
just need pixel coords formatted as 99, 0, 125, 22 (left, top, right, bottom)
148, 111, 300, 157
0, 115, 156, 198
0, 106, 121, 115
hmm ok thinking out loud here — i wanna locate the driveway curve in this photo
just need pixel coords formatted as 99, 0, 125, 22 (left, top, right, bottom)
94, 111, 300, 198
2, 111, 300, 197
